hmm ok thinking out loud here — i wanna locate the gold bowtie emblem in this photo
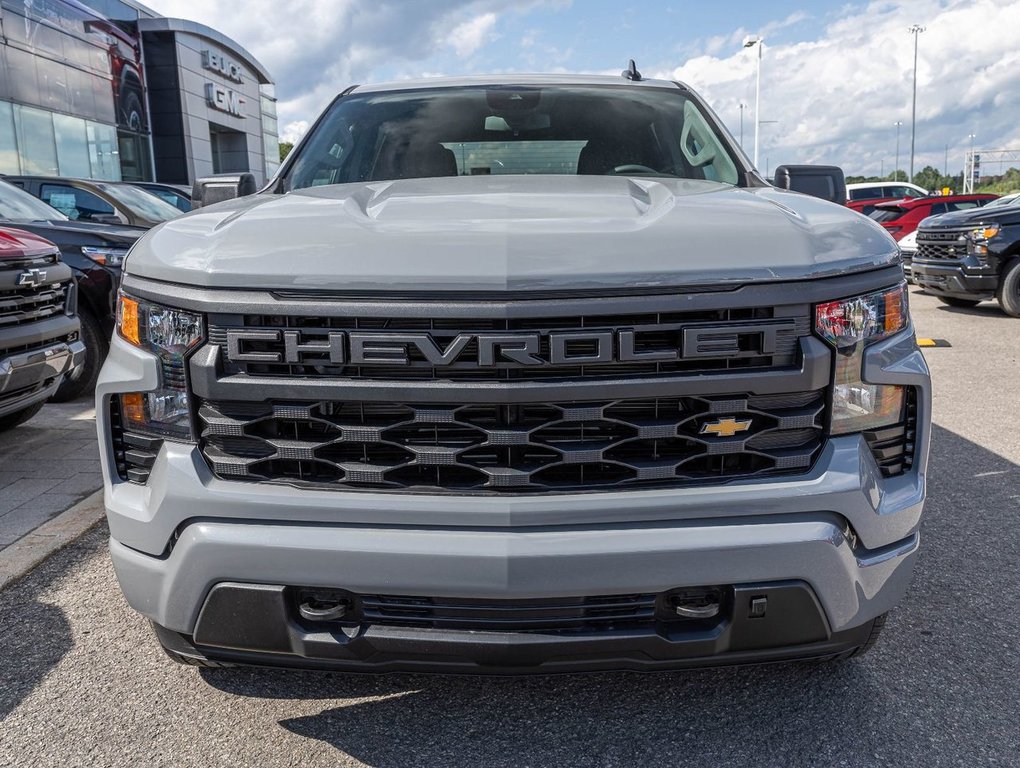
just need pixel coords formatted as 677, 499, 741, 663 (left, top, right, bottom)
700, 417, 753, 438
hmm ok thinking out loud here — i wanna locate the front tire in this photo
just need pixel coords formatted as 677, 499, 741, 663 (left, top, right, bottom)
52, 310, 107, 402
996, 258, 1020, 317
937, 296, 982, 309
0, 401, 45, 432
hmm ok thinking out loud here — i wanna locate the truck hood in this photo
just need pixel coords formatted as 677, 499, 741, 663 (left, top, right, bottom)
126, 176, 898, 292
921, 204, 1020, 230
3, 218, 145, 246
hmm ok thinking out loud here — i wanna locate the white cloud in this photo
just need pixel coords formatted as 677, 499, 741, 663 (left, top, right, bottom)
279, 120, 309, 144
665, 0, 1020, 176
446, 12, 498, 57
142, 0, 1020, 177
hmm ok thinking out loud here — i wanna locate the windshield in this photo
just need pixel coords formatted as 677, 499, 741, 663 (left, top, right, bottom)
99, 183, 183, 222
283, 85, 742, 190
0, 179, 69, 222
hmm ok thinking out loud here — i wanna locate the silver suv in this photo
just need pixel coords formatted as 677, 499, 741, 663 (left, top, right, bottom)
97, 73, 930, 672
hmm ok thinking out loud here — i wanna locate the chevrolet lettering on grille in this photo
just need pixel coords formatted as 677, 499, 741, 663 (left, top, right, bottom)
224, 323, 794, 368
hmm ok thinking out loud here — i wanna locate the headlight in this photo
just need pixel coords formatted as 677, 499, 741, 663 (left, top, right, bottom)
81, 246, 129, 268
117, 294, 203, 359
815, 284, 908, 436
116, 294, 203, 440
970, 225, 999, 241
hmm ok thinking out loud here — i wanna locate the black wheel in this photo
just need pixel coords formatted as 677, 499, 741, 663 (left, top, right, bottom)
937, 296, 982, 309
0, 401, 45, 432
996, 258, 1020, 317
52, 310, 107, 402
120, 86, 145, 133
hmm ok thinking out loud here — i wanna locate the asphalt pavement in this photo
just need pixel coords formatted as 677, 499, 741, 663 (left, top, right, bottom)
1, 289, 1018, 767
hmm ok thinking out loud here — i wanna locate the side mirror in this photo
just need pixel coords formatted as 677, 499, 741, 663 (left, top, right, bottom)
773, 165, 846, 204
191, 172, 257, 209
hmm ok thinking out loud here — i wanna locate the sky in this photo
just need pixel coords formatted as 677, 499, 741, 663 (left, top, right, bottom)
143, 0, 1020, 178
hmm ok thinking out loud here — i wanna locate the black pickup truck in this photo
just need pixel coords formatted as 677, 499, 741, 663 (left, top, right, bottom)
0, 227, 84, 431
912, 201, 1020, 316
0, 178, 142, 399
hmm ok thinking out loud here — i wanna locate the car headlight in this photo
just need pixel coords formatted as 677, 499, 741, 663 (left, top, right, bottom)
81, 245, 129, 268
970, 225, 999, 241
816, 284, 908, 436
116, 294, 203, 439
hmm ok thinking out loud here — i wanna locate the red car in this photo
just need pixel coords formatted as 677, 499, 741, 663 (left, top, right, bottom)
868, 194, 998, 241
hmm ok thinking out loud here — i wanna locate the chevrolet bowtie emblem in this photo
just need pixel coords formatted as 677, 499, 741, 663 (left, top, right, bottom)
700, 417, 753, 438
16, 268, 48, 288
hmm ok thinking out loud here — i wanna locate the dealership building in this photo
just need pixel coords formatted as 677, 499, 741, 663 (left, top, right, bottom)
0, 0, 279, 185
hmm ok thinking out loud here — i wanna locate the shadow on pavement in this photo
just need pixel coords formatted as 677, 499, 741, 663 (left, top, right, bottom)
0, 531, 104, 719
195, 423, 1018, 765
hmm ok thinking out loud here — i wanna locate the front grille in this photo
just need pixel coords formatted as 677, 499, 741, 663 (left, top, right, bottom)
198, 390, 826, 493
915, 228, 970, 261
207, 307, 810, 382
0, 279, 71, 329
356, 593, 660, 631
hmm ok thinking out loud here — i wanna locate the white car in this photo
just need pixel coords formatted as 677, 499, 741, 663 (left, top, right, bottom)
847, 181, 929, 202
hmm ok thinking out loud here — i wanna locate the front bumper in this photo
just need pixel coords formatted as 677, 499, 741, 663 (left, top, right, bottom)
96, 320, 930, 671
913, 258, 998, 299
0, 314, 85, 417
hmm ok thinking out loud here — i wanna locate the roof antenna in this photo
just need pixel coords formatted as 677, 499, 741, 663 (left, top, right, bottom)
622, 59, 642, 81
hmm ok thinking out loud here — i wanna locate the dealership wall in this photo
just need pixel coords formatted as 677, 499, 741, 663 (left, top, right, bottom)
0, 0, 278, 185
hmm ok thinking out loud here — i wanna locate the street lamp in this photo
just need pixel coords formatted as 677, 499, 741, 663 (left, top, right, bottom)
743, 35, 763, 168
966, 133, 976, 192
908, 24, 925, 182
894, 121, 903, 181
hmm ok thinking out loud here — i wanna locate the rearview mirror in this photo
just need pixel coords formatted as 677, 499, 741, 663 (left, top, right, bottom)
772, 165, 846, 204
191, 173, 257, 209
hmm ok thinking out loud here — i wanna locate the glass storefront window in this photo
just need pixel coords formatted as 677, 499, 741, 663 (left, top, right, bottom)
0, 102, 20, 174
13, 105, 59, 175
87, 121, 121, 180
53, 114, 92, 178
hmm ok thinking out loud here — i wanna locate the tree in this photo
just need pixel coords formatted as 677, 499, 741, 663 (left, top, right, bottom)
279, 141, 294, 162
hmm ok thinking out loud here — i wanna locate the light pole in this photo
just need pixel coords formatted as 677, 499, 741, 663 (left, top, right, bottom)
743, 35, 763, 167
894, 121, 903, 181
738, 102, 747, 148
966, 133, 976, 193
908, 24, 925, 182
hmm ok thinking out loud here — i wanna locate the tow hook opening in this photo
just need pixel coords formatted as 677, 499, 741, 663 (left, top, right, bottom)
664, 586, 727, 620
297, 590, 354, 623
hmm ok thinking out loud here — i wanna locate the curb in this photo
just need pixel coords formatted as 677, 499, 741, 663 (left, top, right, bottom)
0, 489, 105, 591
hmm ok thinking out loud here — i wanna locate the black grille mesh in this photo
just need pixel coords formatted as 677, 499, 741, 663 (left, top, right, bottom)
915, 228, 970, 261
198, 390, 826, 493
0, 281, 71, 330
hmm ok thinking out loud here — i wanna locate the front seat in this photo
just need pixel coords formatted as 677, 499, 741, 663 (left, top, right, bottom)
576, 141, 619, 175
403, 142, 459, 179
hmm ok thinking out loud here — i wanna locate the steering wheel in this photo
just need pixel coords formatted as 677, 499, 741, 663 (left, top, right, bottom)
607, 164, 660, 175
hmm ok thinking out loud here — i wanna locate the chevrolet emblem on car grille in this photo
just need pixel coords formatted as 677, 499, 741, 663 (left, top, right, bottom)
700, 418, 753, 437
16, 268, 48, 287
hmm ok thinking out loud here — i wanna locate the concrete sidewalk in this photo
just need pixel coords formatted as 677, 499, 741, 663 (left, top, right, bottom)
0, 397, 102, 551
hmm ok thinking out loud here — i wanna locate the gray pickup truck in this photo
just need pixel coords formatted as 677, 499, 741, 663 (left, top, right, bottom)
96, 73, 931, 672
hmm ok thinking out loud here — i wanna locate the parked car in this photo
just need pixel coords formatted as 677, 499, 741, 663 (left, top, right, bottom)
912, 203, 1020, 316
981, 191, 1020, 210
128, 182, 193, 213
5, 176, 183, 228
868, 194, 997, 241
96, 72, 930, 672
0, 226, 84, 431
846, 181, 928, 202
0, 178, 142, 399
